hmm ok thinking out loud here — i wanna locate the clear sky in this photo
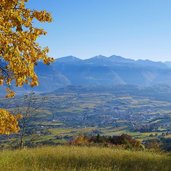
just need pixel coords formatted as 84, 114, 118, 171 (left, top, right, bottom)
28, 0, 171, 61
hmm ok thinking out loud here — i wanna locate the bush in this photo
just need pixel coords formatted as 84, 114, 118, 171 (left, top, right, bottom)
71, 134, 144, 150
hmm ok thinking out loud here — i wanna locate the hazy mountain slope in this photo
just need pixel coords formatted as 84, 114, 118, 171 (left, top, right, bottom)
52, 56, 171, 87
165, 61, 171, 68
33, 62, 71, 92
1, 55, 171, 94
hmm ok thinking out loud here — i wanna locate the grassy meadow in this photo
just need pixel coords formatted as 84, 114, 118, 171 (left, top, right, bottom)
0, 146, 170, 171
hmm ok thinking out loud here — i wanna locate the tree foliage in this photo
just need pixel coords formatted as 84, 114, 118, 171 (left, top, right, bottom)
71, 134, 143, 149
0, 0, 53, 134
0, 109, 22, 134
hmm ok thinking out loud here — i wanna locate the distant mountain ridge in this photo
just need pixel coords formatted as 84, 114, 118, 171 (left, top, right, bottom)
1, 55, 171, 95
55, 55, 167, 68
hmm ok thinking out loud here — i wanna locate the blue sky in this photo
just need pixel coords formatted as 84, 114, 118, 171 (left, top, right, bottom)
28, 0, 171, 61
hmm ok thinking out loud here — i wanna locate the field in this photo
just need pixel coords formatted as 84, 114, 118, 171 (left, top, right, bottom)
0, 85, 171, 150
0, 146, 170, 171
0, 87, 171, 170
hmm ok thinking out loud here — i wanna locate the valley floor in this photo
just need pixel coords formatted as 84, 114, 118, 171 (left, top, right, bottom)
0, 146, 170, 171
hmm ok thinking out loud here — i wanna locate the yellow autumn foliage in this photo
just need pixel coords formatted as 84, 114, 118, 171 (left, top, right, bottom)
0, 0, 54, 96
0, 109, 22, 134
0, 0, 53, 134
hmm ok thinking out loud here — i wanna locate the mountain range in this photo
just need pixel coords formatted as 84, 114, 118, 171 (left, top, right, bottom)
2, 55, 171, 94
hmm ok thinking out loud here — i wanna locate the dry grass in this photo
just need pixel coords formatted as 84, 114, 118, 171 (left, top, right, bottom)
0, 146, 170, 171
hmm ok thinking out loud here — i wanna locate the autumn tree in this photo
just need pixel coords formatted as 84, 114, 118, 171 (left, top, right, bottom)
0, 0, 53, 134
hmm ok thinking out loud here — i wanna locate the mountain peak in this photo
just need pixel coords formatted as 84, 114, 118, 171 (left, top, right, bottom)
56, 56, 81, 63
93, 55, 107, 59
84, 55, 110, 65
109, 55, 135, 63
